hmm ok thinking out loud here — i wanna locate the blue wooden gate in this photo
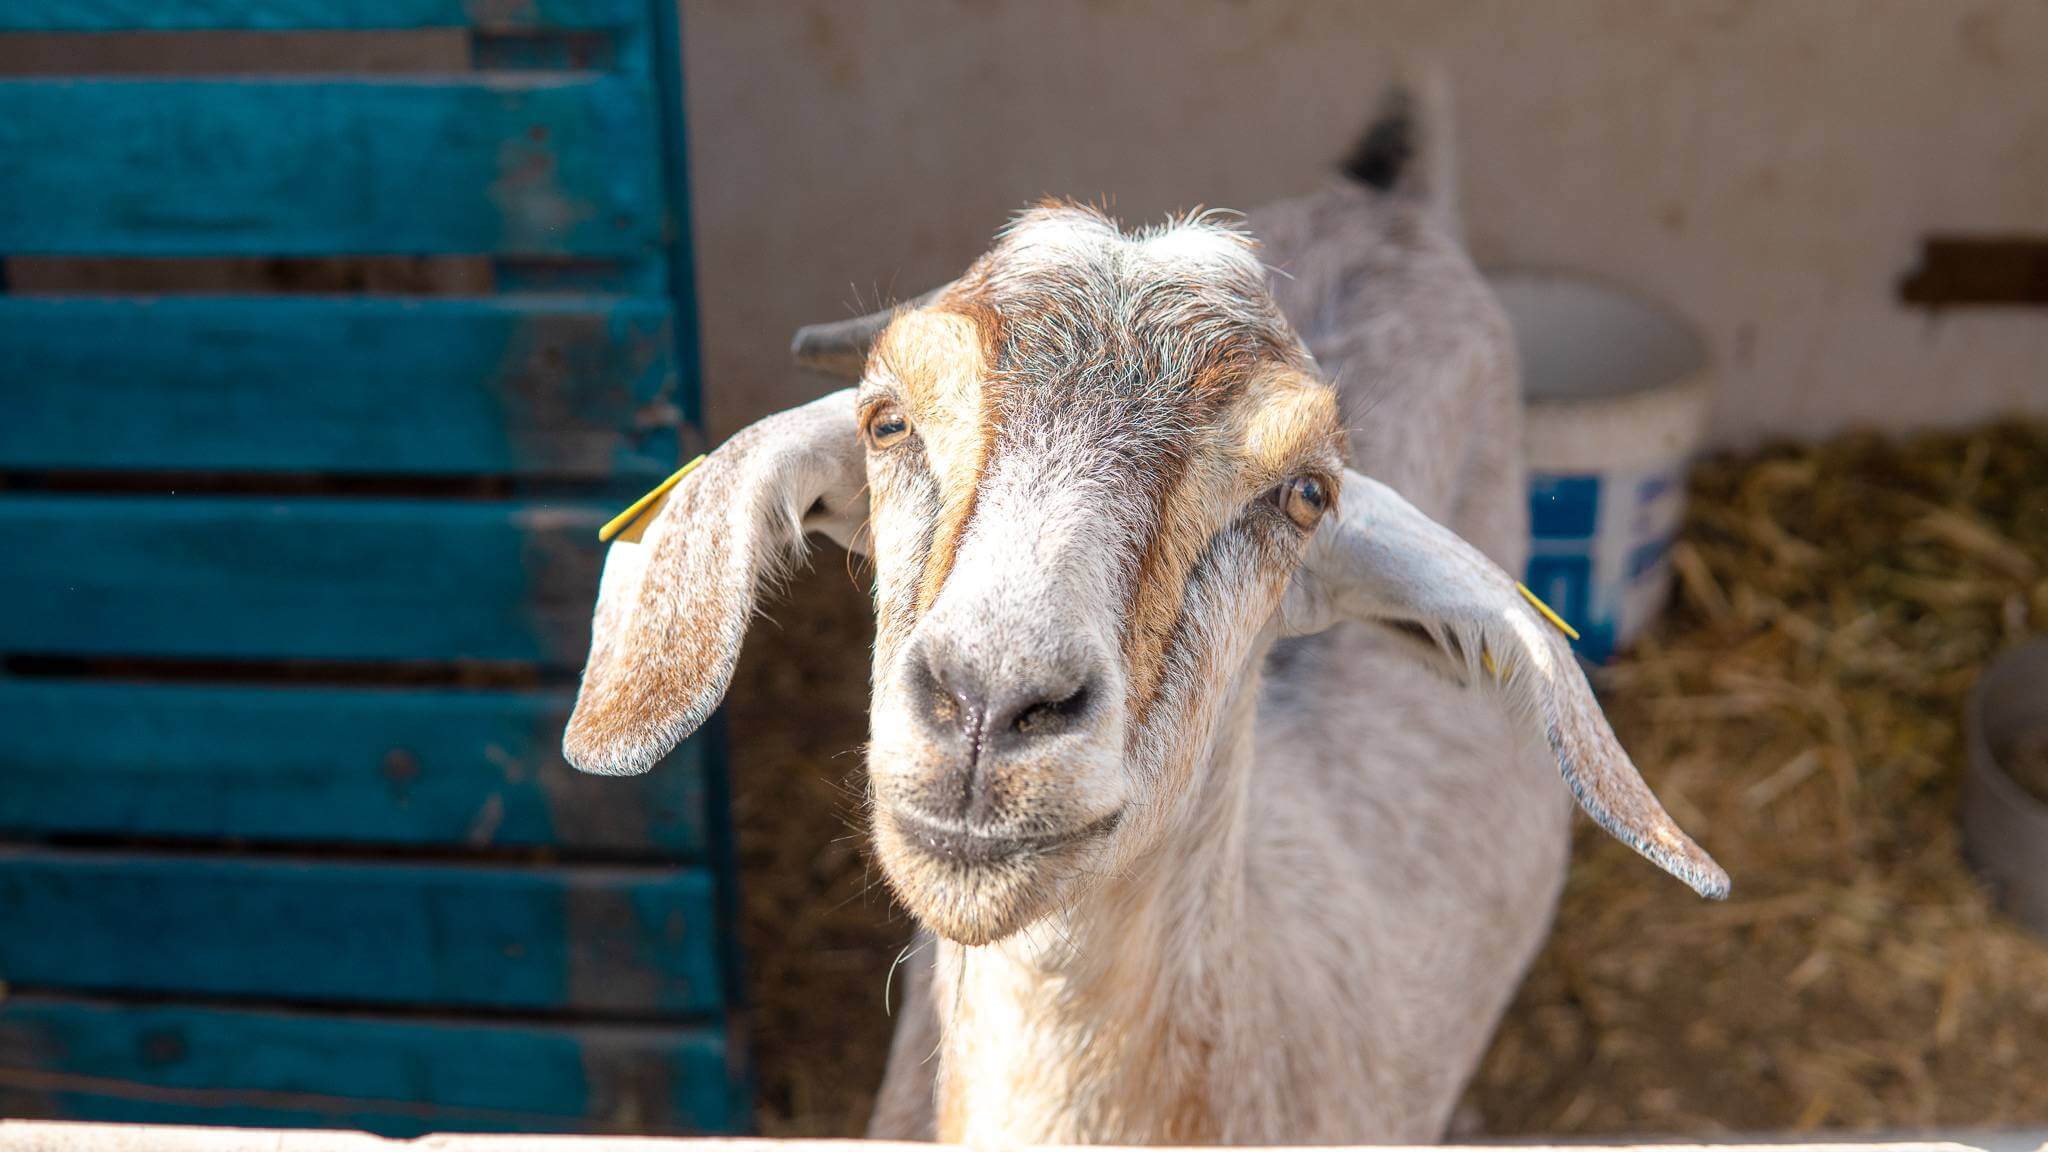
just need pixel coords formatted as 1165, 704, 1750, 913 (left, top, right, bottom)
0, 1, 743, 1136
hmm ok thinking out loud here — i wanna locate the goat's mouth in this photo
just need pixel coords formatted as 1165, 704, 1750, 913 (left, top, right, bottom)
885, 808, 1122, 867
874, 806, 1123, 945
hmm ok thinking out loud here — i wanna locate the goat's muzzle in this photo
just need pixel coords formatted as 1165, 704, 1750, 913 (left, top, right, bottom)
866, 629, 1130, 944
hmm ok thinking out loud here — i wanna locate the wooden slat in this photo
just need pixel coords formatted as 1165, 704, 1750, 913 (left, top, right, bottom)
0, 77, 661, 257
0, 496, 608, 664
0, 851, 721, 1014
0, 296, 681, 477
0, 1131, 2000, 1152
0, 1, 648, 33
0, 996, 734, 1136
0, 680, 704, 856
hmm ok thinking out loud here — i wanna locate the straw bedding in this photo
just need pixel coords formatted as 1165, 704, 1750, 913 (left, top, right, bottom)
1468, 421, 2048, 1134
725, 421, 2048, 1138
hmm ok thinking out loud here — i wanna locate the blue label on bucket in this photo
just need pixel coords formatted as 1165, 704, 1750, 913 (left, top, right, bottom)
1529, 475, 1601, 540
1525, 466, 1685, 664
1524, 554, 1593, 627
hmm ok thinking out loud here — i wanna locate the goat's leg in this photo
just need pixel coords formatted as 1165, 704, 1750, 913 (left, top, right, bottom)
866, 932, 940, 1140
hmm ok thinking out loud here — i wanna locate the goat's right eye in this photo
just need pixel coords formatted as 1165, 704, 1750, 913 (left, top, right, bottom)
864, 402, 912, 449
1278, 474, 1331, 530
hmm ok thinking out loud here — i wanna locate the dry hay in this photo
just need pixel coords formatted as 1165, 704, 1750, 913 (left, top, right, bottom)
725, 555, 900, 1137
727, 421, 2048, 1138
1469, 421, 2048, 1136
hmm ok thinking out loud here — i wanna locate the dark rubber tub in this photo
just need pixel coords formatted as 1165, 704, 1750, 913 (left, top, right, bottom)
1964, 639, 2048, 937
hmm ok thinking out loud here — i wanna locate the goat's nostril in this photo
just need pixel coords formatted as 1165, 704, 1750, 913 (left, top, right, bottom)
927, 687, 966, 730
908, 642, 986, 746
1011, 682, 1092, 738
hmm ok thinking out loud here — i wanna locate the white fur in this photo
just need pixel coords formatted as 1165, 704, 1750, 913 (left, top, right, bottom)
858, 184, 1719, 1143
574, 95, 1723, 1147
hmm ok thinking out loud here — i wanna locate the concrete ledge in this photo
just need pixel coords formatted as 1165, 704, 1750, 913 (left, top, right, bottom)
0, 1124, 2031, 1152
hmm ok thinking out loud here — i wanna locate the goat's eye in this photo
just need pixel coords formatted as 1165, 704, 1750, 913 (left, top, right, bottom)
1279, 474, 1330, 530
863, 402, 911, 449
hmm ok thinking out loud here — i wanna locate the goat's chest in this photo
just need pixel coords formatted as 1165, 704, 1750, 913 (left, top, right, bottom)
933, 945, 1250, 1145
927, 905, 1461, 1145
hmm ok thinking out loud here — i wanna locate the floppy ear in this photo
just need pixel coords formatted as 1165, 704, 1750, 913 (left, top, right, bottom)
564, 389, 867, 777
791, 285, 948, 379
1282, 470, 1729, 900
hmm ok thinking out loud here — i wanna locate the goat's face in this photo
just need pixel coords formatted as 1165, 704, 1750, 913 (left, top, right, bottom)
560, 206, 1730, 952
854, 208, 1343, 943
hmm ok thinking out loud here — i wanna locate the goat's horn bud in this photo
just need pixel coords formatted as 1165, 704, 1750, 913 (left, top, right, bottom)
791, 285, 948, 379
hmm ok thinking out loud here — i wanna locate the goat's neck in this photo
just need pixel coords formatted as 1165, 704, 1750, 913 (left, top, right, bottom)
932, 668, 1262, 1145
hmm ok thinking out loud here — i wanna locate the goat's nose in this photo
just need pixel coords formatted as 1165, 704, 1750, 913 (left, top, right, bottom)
905, 639, 1101, 812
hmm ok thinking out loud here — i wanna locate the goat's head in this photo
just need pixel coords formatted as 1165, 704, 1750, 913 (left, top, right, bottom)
838, 207, 1348, 944
564, 204, 1727, 947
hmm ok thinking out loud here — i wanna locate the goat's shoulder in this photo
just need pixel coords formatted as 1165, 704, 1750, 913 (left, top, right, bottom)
1242, 624, 1569, 1137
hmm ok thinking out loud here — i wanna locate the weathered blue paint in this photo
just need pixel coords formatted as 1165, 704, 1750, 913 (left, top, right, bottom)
0, 996, 733, 1136
0, 680, 706, 856
0, 1, 733, 1132
0, 1, 649, 32
0, 496, 607, 665
0, 850, 720, 1013
0, 77, 662, 257
0, 296, 679, 477
651, 2, 737, 1123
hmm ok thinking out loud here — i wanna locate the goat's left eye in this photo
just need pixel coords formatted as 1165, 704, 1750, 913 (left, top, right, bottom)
1279, 475, 1330, 530
863, 402, 912, 449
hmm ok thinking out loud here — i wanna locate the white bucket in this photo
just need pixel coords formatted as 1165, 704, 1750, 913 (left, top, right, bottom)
1489, 271, 1712, 662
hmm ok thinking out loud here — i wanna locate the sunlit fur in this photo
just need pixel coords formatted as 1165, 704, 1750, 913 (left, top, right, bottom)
858, 205, 1346, 956
859, 180, 1563, 1144
565, 84, 1723, 1145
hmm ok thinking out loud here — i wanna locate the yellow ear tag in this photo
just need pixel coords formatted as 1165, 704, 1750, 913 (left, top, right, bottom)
1515, 581, 1581, 641
599, 455, 706, 544
1482, 584, 1581, 680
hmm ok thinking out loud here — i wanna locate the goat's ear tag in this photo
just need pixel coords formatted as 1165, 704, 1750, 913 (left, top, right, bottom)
599, 454, 707, 545
1516, 582, 1580, 641
1482, 583, 1581, 681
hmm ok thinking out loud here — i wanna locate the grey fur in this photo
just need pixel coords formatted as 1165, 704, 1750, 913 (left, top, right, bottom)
596, 81, 1724, 1146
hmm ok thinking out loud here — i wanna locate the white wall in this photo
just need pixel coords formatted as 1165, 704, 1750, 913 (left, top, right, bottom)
680, 0, 2048, 446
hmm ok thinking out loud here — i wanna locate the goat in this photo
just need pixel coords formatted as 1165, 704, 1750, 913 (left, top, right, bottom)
562, 82, 1726, 1145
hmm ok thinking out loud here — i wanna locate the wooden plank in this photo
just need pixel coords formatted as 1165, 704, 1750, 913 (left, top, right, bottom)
0, 851, 721, 1014
0, 77, 661, 257
0, 996, 735, 1136
646, 0, 706, 436
0, 1, 647, 35
0, 296, 682, 477
0, 680, 704, 856
0, 496, 608, 664
0, 1132, 2001, 1152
